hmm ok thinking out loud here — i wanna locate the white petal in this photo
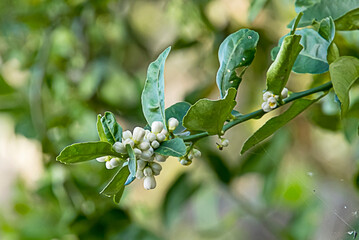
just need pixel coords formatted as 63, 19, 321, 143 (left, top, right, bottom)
143, 176, 156, 190
96, 156, 107, 162
113, 142, 126, 154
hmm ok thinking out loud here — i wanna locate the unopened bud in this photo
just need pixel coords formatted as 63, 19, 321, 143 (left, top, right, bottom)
122, 130, 132, 140
168, 118, 179, 131
136, 169, 144, 179
180, 158, 192, 166
138, 141, 150, 151
221, 138, 229, 147
156, 133, 166, 142
192, 149, 201, 158
151, 121, 163, 134
109, 158, 121, 168
106, 161, 114, 169
161, 129, 168, 136
123, 138, 134, 148
133, 148, 142, 157
150, 162, 162, 176
154, 154, 167, 162
133, 127, 145, 143
144, 176, 156, 190
147, 132, 156, 142
96, 156, 107, 162
143, 167, 153, 177
281, 88, 288, 99
151, 140, 160, 149
137, 160, 147, 170
187, 153, 194, 160
113, 142, 126, 154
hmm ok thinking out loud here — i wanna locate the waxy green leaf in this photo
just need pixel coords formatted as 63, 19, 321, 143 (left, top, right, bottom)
101, 111, 122, 145
241, 97, 322, 154
289, 0, 359, 28
100, 165, 130, 197
126, 144, 137, 182
141, 47, 171, 129
56, 141, 120, 164
329, 56, 359, 116
96, 114, 107, 142
165, 102, 191, 134
216, 29, 259, 98
155, 138, 187, 157
267, 35, 303, 95
335, 8, 359, 30
295, 0, 320, 12
183, 88, 237, 135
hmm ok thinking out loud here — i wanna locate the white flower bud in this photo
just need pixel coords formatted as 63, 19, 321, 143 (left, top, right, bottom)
150, 162, 162, 176
268, 97, 278, 109
154, 154, 167, 162
281, 88, 288, 99
113, 142, 126, 154
180, 158, 192, 166
151, 121, 163, 134
138, 141, 150, 151
122, 130, 132, 140
144, 176, 156, 190
161, 129, 168, 136
106, 161, 114, 169
263, 91, 273, 101
147, 132, 157, 142
156, 133, 166, 142
261, 102, 271, 112
136, 169, 144, 179
109, 158, 121, 168
137, 160, 147, 170
151, 140, 160, 149
96, 156, 107, 162
133, 148, 142, 157
143, 167, 153, 177
187, 153, 194, 160
192, 149, 201, 158
141, 149, 153, 160
133, 127, 145, 143
123, 138, 134, 148
168, 117, 179, 131
221, 138, 229, 147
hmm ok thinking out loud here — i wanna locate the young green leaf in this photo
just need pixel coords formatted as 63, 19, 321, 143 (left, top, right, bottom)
271, 27, 332, 74
329, 56, 359, 116
56, 141, 120, 164
154, 138, 187, 157
101, 111, 122, 144
183, 88, 237, 135
216, 29, 259, 98
126, 144, 137, 182
288, 0, 359, 28
100, 165, 130, 197
96, 114, 107, 142
141, 47, 171, 129
241, 97, 323, 154
335, 8, 359, 30
266, 35, 303, 95
165, 102, 191, 134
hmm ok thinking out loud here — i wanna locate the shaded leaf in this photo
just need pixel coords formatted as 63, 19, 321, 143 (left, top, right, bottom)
335, 8, 359, 30
96, 114, 107, 142
183, 88, 237, 135
216, 29, 259, 98
56, 141, 120, 164
329, 56, 359, 116
267, 35, 303, 95
155, 138, 187, 157
101, 111, 122, 145
295, 0, 320, 12
100, 166, 130, 197
165, 102, 191, 134
141, 47, 171, 128
241, 97, 322, 154
113, 187, 125, 204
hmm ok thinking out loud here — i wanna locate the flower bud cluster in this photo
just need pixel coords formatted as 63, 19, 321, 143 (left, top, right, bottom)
97, 118, 180, 190
179, 148, 201, 166
261, 88, 288, 112
217, 138, 229, 150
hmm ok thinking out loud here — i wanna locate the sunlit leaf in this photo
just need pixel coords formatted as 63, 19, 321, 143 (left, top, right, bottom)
329, 56, 359, 116
155, 138, 187, 157
141, 47, 171, 128
216, 29, 259, 98
183, 88, 237, 135
165, 102, 191, 134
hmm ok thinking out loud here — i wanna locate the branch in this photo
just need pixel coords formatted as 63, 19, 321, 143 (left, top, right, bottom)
181, 81, 333, 142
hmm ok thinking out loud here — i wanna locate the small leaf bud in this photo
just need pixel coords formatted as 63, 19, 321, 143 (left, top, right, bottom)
144, 176, 156, 190
151, 121, 163, 134
168, 117, 179, 131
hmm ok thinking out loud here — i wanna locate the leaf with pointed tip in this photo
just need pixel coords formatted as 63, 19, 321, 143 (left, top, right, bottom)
113, 187, 125, 204
165, 102, 191, 134
141, 47, 171, 129
183, 88, 237, 135
126, 144, 137, 183
241, 97, 323, 154
216, 29, 259, 98
101, 111, 122, 145
155, 138, 187, 157
96, 114, 107, 142
101, 166, 130, 197
56, 141, 120, 164
267, 35, 303, 96
329, 56, 359, 116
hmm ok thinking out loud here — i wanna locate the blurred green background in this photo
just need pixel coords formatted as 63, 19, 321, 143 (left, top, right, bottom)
0, 0, 359, 239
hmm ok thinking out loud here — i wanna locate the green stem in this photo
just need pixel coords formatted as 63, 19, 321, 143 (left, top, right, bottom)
181, 81, 333, 142
290, 12, 303, 35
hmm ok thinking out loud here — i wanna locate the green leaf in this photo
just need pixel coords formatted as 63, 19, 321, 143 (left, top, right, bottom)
100, 165, 130, 197
248, 0, 268, 23
216, 29, 259, 98
183, 88, 237, 135
101, 111, 122, 145
295, 0, 320, 12
241, 98, 322, 154
266, 35, 303, 95
329, 56, 359, 116
288, 0, 359, 28
271, 28, 331, 74
141, 47, 171, 128
126, 144, 137, 181
113, 187, 125, 204
335, 8, 359, 30
327, 42, 340, 64
317, 17, 335, 42
96, 114, 107, 142
154, 138, 187, 157
162, 172, 201, 226
165, 102, 191, 134
56, 141, 120, 164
